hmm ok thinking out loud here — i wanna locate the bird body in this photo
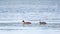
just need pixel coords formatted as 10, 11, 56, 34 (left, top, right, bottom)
22, 20, 31, 24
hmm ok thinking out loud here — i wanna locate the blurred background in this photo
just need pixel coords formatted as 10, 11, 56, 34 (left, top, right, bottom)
0, 0, 60, 23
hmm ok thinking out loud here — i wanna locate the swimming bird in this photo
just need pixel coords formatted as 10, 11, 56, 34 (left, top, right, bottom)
39, 21, 46, 25
22, 20, 31, 26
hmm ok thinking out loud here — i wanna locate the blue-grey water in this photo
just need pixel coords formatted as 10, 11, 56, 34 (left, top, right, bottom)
0, 23, 60, 34
0, 0, 60, 34
0, 23, 60, 31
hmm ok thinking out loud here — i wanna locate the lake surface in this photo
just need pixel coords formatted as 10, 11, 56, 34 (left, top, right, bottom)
0, 23, 60, 30
0, 23, 60, 34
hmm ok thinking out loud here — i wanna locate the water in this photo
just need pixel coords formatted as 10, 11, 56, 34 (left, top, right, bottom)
0, 23, 60, 30
0, 23, 60, 34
